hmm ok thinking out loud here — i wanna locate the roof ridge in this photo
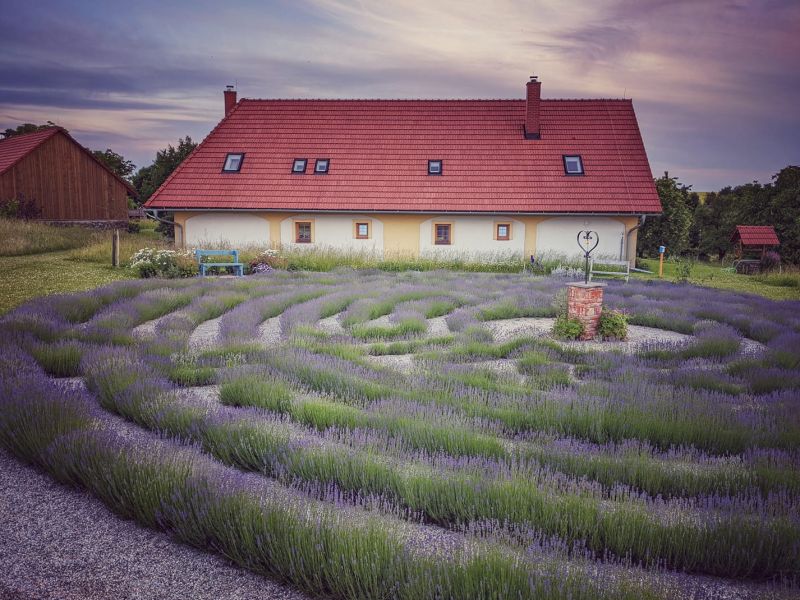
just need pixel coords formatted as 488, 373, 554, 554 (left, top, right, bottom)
237, 97, 633, 103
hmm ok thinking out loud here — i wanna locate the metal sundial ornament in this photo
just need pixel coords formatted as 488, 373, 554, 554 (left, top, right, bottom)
577, 230, 599, 284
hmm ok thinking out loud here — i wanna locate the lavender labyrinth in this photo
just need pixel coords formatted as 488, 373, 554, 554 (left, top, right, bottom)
1, 270, 798, 599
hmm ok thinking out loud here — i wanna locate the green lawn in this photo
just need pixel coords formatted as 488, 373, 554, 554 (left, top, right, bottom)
632, 259, 800, 301
0, 251, 137, 314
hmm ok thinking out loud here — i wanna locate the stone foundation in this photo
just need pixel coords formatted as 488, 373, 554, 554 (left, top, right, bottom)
38, 219, 129, 230
567, 282, 606, 340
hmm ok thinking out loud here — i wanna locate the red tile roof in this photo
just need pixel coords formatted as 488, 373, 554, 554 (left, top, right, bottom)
0, 127, 137, 195
0, 128, 61, 174
732, 225, 780, 246
145, 98, 661, 214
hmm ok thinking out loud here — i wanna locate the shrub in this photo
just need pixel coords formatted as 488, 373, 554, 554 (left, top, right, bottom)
130, 248, 198, 278
249, 249, 288, 273
760, 251, 781, 272
597, 310, 628, 341
0, 193, 41, 220
30, 342, 83, 377
553, 314, 583, 339
127, 221, 141, 234
674, 257, 694, 283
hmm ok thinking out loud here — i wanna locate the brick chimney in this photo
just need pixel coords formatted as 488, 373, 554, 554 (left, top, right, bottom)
224, 85, 237, 117
525, 76, 541, 139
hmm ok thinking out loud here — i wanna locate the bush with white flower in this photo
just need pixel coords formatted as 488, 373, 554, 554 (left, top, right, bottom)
129, 248, 198, 278
249, 248, 288, 274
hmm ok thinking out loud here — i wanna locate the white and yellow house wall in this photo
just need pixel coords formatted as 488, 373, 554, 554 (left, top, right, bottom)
173, 211, 641, 263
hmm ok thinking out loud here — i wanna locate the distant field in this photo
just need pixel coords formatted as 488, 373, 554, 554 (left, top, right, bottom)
1, 271, 798, 599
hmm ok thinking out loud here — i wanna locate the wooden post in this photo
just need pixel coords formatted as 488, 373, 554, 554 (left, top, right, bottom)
112, 229, 120, 267
658, 245, 665, 279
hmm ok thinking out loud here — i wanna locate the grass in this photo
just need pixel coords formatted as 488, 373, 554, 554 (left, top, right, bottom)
0, 250, 137, 314
351, 318, 428, 340
0, 218, 104, 256
68, 224, 168, 263
0, 219, 169, 315
634, 258, 800, 300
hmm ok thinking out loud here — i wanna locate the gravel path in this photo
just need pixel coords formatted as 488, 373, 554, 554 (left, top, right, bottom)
187, 316, 223, 351
366, 354, 416, 373
258, 316, 283, 346
0, 450, 311, 600
426, 316, 450, 336
485, 317, 692, 352
316, 314, 345, 335
484, 317, 770, 355
131, 310, 188, 340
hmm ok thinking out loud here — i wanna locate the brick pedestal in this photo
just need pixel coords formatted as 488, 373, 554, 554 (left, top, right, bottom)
566, 282, 606, 340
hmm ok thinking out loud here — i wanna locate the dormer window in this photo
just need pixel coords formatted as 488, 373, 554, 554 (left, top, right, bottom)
222, 153, 244, 172
428, 160, 442, 175
563, 155, 584, 175
292, 159, 307, 174
315, 159, 329, 174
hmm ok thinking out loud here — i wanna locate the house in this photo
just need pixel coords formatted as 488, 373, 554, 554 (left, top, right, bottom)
0, 127, 133, 224
144, 78, 661, 261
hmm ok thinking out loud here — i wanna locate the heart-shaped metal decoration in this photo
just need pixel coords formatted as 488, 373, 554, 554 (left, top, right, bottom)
576, 230, 599, 255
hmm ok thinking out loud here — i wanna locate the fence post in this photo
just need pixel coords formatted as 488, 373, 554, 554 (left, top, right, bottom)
112, 229, 120, 267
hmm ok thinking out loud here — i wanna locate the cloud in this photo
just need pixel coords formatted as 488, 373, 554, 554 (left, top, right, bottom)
0, 0, 797, 189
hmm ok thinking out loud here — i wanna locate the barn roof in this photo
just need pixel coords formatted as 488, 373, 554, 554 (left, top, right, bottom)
0, 127, 137, 196
732, 225, 780, 246
145, 97, 661, 215
0, 128, 61, 174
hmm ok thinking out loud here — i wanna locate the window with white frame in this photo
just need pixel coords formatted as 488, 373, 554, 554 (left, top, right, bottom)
222, 153, 244, 172
563, 155, 584, 175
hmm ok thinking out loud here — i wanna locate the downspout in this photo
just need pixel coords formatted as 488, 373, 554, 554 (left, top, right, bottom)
146, 210, 185, 249
625, 215, 646, 264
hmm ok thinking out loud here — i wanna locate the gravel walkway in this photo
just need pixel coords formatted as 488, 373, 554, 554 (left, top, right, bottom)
187, 316, 223, 351
131, 310, 188, 340
366, 353, 416, 374
316, 314, 345, 335
484, 317, 769, 355
0, 450, 311, 600
485, 317, 692, 352
426, 316, 450, 336
258, 316, 283, 346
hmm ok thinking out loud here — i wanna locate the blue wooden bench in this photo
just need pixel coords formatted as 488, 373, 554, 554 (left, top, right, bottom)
195, 249, 244, 277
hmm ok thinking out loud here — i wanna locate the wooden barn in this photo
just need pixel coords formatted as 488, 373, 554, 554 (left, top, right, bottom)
0, 127, 134, 224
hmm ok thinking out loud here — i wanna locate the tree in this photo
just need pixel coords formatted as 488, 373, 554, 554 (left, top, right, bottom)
131, 136, 197, 204
767, 166, 800, 264
2, 121, 61, 138
92, 149, 136, 181
686, 167, 799, 264
638, 173, 693, 257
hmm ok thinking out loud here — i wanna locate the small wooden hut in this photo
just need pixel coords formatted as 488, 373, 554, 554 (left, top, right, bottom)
730, 225, 780, 273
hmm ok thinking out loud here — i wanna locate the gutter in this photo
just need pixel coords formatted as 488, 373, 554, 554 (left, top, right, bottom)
146, 210, 185, 249
143, 207, 662, 217
625, 215, 646, 263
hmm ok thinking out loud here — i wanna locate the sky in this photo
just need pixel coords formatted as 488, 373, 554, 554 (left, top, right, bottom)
1, 0, 798, 191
